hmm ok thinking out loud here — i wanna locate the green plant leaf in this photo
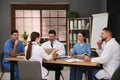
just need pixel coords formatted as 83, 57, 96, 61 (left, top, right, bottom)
22, 31, 28, 40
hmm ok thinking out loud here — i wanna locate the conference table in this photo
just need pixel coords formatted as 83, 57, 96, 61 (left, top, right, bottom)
5, 57, 99, 80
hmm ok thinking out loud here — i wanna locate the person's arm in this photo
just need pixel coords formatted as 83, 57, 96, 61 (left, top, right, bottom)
96, 39, 104, 56
56, 43, 65, 56
91, 44, 113, 64
97, 39, 103, 50
49, 48, 59, 57
13, 40, 25, 56
16, 52, 24, 56
40, 47, 52, 60
17, 41, 25, 56
11, 40, 19, 57
84, 44, 91, 62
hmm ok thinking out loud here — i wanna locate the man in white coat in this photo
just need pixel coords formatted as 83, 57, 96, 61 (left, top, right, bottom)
41, 30, 65, 56
85, 27, 120, 80
41, 30, 65, 80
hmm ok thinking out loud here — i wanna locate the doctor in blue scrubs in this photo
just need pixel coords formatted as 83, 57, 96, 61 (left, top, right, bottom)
2, 29, 25, 80
70, 32, 91, 80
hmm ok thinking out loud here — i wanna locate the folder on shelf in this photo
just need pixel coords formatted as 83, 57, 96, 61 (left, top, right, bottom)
70, 20, 73, 29
74, 20, 78, 29
86, 23, 90, 29
69, 33, 72, 43
73, 33, 77, 43
86, 38, 89, 43
81, 20, 86, 29
78, 20, 82, 29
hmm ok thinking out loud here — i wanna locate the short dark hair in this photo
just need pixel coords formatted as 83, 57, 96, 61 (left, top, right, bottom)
103, 27, 112, 36
11, 29, 18, 34
49, 30, 56, 36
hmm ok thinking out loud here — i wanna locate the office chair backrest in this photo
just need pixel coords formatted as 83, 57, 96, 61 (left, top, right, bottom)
91, 50, 98, 57
0, 52, 10, 80
0, 52, 4, 72
0, 52, 3, 79
18, 61, 42, 80
0, 52, 10, 72
111, 66, 120, 80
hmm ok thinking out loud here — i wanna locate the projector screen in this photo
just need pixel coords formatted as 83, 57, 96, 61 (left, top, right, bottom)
91, 13, 108, 49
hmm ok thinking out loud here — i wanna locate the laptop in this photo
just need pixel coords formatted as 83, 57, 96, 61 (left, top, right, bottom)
44, 48, 56, 55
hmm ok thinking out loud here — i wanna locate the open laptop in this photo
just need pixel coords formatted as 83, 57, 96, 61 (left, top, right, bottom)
44, 48, 56, 55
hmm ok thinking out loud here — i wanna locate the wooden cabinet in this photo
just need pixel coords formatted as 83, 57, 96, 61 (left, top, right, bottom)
67, 17, 92, 53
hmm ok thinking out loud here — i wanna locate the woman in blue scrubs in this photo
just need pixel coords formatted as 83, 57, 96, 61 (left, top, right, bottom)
70, 32, 91, 80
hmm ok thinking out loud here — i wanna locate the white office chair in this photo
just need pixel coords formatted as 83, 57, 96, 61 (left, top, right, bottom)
18, 61, 42, 80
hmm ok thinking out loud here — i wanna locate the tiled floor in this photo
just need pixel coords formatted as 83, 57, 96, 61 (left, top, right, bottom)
1, 67, 86, 80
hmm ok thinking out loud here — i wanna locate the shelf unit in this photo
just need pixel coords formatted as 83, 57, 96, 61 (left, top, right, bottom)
67, 17, 92, 53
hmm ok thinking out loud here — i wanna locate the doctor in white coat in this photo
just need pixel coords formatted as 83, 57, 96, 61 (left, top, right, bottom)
41, 30, 65, 56
85, 27, 120, 80
41, 30, 65, 80
25, 32, 58, 80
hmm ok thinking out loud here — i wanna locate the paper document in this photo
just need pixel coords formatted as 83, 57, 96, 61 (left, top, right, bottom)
17, 56, 25, 58
66, 58, 84, 62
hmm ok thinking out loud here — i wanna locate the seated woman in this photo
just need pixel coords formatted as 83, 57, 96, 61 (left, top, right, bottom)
70, 32, 91, 80
25, 32, 58, 80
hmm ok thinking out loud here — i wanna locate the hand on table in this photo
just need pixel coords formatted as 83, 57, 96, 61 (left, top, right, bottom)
84, 55, 91, 62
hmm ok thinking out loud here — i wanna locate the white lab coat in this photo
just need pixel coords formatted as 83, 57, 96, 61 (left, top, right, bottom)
25, 42, 52, 79
41, 39, 65, 56
91, 38, 120, 79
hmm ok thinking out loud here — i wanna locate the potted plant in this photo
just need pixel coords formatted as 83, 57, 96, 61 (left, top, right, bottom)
66, 11, 80, 19
22, 31, 28, 45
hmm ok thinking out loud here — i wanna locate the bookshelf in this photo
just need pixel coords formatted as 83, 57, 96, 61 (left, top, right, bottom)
67, 17, 92, 53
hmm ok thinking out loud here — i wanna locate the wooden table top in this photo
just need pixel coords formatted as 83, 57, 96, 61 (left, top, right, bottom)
5, 57, 99, 67
5, 57, 26, 61
43, 58, 99, 67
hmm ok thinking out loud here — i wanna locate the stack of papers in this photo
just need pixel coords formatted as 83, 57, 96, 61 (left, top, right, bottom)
54, 55, 71, 60
66, 58, 84, 62
17, 56, 25, 58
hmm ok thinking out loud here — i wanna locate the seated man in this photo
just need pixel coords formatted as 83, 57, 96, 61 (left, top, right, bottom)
2, 29, 25, 80
41, 30, 65, 56
41, 30, 66, 80
85, 27, 120, 80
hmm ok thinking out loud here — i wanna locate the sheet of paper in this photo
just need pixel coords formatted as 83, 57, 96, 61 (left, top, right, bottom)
66, 58, 84, 62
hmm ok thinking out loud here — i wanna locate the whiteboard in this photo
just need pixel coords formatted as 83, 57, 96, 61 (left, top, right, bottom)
91, 13, 108, 49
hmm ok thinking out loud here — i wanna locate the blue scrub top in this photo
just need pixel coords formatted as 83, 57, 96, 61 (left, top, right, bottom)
72, 43, 91, 57
2, 39, 25, 69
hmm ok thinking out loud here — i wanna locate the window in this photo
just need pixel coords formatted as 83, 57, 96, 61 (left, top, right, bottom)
11, 2, 69, 42
15, 10, 40, 41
